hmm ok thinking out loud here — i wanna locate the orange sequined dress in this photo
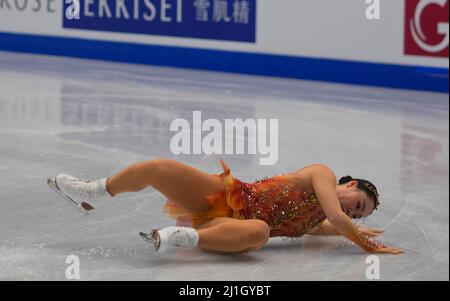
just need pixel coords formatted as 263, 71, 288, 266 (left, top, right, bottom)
163, 160, 326, 237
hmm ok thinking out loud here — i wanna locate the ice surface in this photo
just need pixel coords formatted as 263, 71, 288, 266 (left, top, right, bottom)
0, 51, 448, 280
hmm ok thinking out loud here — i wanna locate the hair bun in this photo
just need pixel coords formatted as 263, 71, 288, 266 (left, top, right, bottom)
339, 175, 353, 184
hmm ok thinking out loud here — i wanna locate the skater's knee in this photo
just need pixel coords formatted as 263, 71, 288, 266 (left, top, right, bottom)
137, 158, 174, 177
245, 220, 270, 248
153, 158, 179, 170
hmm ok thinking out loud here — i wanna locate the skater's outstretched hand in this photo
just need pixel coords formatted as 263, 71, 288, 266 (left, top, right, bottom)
357, 226, 384, 237
371, 246, 404, 255
356, 227, 403, 254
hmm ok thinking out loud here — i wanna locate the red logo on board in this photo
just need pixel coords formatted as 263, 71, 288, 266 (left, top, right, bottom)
404, 0, 449, 57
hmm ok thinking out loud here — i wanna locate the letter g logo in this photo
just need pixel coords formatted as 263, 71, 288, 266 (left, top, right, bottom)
405, 0, 449, 57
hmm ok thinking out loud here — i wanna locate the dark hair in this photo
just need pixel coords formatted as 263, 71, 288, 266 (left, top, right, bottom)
338, 176, 380, 213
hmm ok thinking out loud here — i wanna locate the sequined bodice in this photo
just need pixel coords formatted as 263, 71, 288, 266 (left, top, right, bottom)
235, 176, 326, 237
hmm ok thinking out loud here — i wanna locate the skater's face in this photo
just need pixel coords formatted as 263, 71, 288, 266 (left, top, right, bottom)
338, 180, 375, 219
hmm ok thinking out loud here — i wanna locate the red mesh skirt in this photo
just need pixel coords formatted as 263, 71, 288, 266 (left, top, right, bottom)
162, 160, 245, 229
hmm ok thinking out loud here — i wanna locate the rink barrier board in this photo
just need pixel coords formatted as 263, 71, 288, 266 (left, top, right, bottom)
0, 32, 448, 93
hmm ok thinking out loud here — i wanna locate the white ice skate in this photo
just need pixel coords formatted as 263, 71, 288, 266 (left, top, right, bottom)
47, 174, 109, 216
139, 227, 199, 252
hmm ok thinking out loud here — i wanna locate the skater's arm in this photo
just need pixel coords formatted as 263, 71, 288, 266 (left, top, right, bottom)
307, 219, 384, 237
307, 219, 340, 236
311, 165, 402, 254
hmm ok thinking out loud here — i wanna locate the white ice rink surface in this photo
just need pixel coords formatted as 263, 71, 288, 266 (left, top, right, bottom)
0, 51, 448, 281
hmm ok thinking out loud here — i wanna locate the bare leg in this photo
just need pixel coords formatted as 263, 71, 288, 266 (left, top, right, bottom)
196, 217, 270, 253
106, 159, 224, 213
106, 159, 271, 253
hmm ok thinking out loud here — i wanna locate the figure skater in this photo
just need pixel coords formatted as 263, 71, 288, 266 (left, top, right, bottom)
47, 159, 403, 254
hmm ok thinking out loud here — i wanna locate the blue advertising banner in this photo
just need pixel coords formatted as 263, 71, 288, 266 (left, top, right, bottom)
63, 0, 256, 42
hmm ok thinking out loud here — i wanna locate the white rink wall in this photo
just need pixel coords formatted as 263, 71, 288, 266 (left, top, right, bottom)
0, 0, 448, 91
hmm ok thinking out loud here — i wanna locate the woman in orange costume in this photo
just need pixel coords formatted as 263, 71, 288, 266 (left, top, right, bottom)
49, 159, 403, 254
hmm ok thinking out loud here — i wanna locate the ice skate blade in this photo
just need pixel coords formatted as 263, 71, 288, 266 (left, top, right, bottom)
139, 232, 152, 243
47, 178, 91, 216
139, 230, 160, 251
